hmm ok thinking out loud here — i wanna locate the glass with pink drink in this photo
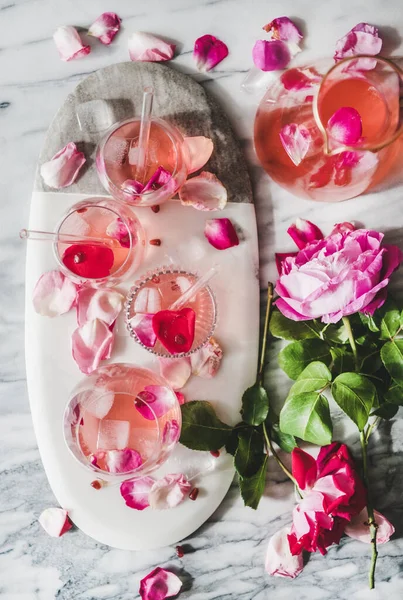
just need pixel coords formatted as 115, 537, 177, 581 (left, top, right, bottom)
63, 363, 182, 478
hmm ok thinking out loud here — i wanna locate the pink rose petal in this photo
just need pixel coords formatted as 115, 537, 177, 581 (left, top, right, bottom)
327, 107, 362, 145
159, 357, 192, 390
280, 67, 321, 91
275, 252, 298, 275
175, 392, 185, 405
76, 287, 124, 327
265, 527, 304, 578
122, 179, 144, 197
40, 142, 86, 189
280, 123, 312, 166
287, 218, 324, 250
148, 473, 192, 510
53, 26, 91, 61
38, 508, 72, 537
204, 218, 239, 250
184, 136, 214, 174
143, 166, 173, 192
345, 508, 395, 544
33, 270, 78, 317
72, 318, 114, 374
252, 39, 291, 72
134, 287, 162, 314
105, 448, 143, 474
128, 32, 175, 62
190, 338, 223, 378
120, 476, 155, 510
330, 222, 356, 235
179, 171, 227, 211
136, 385, 175, 420
163, 420, 181, 446
263, 17, 303, 45
139, 567, 182, 600
130, 314, 157, 348
88, 12, 121, 45
193, 34, 229, 72
334, 23, 382, 68
106, 217, 131, 248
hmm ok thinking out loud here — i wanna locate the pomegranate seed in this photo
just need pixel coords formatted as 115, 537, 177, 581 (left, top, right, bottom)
210, 450, 220, 458
151, 205, 160, 213
189, 487, 199, 501
74, 252, 85, 264
152, 275, 160, 284
175, 545, 184, 558
90, 480, 102, 490
149, 238, 161, 246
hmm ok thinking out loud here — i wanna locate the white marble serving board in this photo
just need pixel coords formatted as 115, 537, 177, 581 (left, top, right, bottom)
25, 191, 259, 550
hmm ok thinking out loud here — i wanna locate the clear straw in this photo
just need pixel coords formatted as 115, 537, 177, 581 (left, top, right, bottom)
19, 228, 113, 247
135, 86, 154, 184
169, 265, 219, 311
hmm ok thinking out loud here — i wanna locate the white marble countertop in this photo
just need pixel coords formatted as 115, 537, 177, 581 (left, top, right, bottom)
3, 0, 403, 598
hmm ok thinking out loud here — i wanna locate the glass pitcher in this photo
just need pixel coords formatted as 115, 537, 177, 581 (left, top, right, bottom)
254, 55, 403, 202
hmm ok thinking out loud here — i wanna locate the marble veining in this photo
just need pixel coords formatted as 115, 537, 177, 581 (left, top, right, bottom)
3, 0, 403, 598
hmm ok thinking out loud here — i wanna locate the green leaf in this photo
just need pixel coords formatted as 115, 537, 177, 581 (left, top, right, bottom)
331, 373, 376, 431
279, 392, 333, 446
180, 401, 232, 451
278, 339, 331, 380
288, 361, 332, 396
359, 312, 380, 333
270, 423, 297, 453
241, 384, 269, 426
269, 310, 319, 341
371, 403, 399, 419
331, 347, 356, 376
321, 322, 349, 344
225, 422, 249, 456
380, 310, 401, 340
381, 340, 403, 385
234, 428, 265, 477
384, 383, 403, 406
239, 454, 268, 510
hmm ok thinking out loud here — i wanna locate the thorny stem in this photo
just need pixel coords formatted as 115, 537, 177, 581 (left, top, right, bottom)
360, 430, 378, 590
257, 283, 274, 386
342, 316, 359, 371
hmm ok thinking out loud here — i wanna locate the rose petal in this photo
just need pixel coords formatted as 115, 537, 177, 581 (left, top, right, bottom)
72, 318, 114, 374
134, 287, 162, 314
279, 123, 312, 166
179, 171, 227, 211
62, 244, 114, 279
40, 142, 86, 189
275, 252, 298, 276
33, 270, 78, 317
77, 287, 124, 327
105, 448, 143, 474
106, 217, 131, 248
252, 40, 291, 72
38, 508, 72, 537
159, 357, 192, 390
136, 385, 176, 420
330, 222, 356, 235
152, 308, 196, 354
53, 26, 91, 61
120, 476, 155, 510
183, 136, 214, 174
280, 67, 321, 91
345, 508, 395, 544
130, 314, 157, 347
175, 392, 185, 405
88, 12, 121, 45
292, 448, 317, 490
204, 218, 239, 250
162, 419, 181, 446
287, 218, 324, 250
139, 567, 182, 600
265, 527, 304, 578
193, 34, 229, 72
148, 473, 192, 510
190, 338, 223, 378
263, 17, 303, 45
128, 32, 175, 62
327, 107, 362, 145
122, 179, 144, 197
143, 166, 173, 192
334, 23, 382, 65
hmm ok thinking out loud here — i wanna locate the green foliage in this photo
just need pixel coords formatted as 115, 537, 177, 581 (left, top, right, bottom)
280, 391, 333, 446
332, 373, 376, 431
180, 401, 232, 451
241, 384, 269, 426
278, 339, 332, 380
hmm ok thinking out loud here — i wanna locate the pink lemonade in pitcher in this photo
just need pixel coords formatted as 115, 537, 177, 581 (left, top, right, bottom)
64, 364, 182, 477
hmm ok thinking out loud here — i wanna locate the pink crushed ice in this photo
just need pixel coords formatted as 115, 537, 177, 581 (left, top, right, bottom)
106, 217, 131, 248
38, 508, 72, 537
184, 136, 214, 174
33, 270, 78, 317
120, 476, 155, 510
193, 34, 229, 72
105, 448, 143, 473
71, 318, 114, 374
136, 385, 175, 419
134, 286, 162, 314
159, 357, 192, 390
179, 171, 227, 211
162, 419, 181, 446
204, 218, 239, 250
76, 287, 124, 327
128, 32, 175, 62
139, 567, 182, 600
148, 473, 191, 510
53, 26, 91, 61
279, 123, 312, 166
327, 107, 362, 145
88, 12, 121, 45
130, 314, 157, 347
252, 39, 291, 72
334, 23, 382, 69
190, 338, 223, 378
40, 142, 86, 189
98, 419, 130, 451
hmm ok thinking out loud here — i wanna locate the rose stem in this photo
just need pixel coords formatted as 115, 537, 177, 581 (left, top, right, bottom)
257, 283, 274, 386
360, 430, 378, 589
262, 421, 297, 487
342, 316, 359, 371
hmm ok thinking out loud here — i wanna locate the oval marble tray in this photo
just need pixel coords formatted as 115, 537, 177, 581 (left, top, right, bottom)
25, 62, 259, 551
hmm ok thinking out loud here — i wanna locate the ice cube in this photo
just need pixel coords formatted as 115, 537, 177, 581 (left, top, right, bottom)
85, 391, 114, 420
97, 419, 130, 450
241, 67, 279, 96
175, 276, 192, 294
76, 100, 114, 134
128, 141, 139, 166
134, 286, 162, 314
167, 444, 216, 479
66, 211, 91, 236
103, 137, 130, 166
